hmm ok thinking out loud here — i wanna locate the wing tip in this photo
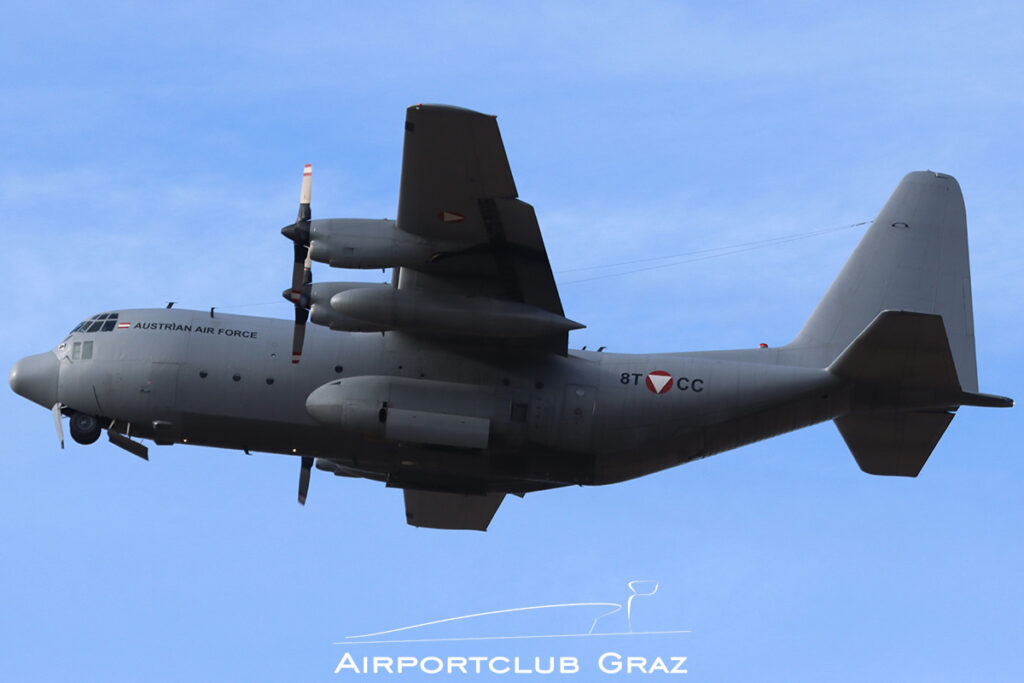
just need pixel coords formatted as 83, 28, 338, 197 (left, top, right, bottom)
407, 103, 492, 118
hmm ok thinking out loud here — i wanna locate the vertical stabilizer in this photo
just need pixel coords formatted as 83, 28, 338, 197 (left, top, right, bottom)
789, 172, 978, 391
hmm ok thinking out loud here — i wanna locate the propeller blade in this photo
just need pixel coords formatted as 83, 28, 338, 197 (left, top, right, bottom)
292, 307, 308, 364
297, 164, 312, 222
52, 403, 64, 449
298, 456, 313, 505
290, 242, 307, 300
303, 242, 313, 286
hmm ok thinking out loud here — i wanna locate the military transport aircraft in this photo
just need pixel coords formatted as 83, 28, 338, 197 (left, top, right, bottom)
9, 104, 1014, 530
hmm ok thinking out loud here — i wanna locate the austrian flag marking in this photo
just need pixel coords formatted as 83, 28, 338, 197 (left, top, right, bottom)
438, 210, 465, 223
645, 371, 673, 394
117, 322, 131, 329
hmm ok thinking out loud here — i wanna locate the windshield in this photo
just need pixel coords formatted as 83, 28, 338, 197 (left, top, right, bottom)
68, 312, 120, 334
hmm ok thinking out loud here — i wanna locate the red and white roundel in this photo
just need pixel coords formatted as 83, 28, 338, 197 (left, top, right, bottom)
645, 371, 673, 394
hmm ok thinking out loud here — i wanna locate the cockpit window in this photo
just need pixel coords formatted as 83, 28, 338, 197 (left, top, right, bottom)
71, 340, 93, 360
69, 312, 119, 335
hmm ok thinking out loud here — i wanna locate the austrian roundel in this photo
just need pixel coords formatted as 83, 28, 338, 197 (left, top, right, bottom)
645, 371, 673, 394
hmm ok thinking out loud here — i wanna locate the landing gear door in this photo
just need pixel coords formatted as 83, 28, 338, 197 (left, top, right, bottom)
560, 384, 596, 452
138, 361, 182, 443
141, 361, 182, 421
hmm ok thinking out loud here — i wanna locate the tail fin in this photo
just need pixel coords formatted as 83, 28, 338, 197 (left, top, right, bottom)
790, 171, 978, 391
797, 173, 1015, 475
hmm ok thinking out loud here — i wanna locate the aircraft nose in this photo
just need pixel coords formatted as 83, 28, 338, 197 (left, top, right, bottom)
9, 351, 60, 408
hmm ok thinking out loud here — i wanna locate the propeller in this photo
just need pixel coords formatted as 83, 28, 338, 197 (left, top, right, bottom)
281, 164, 313, 364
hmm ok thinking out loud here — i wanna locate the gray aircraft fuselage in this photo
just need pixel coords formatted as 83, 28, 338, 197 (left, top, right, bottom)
24, 306, 841, 493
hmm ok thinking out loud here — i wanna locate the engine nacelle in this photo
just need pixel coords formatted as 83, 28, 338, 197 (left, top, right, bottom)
305, 376, 496, 449
329, 287, 584, 337
308, 219, 437, 269
307, 282, 390, 332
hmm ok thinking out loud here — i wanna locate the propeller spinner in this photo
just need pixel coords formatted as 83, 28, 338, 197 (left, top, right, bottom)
281, 164, 313, 364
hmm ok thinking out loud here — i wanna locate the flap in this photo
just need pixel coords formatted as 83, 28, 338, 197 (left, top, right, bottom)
403, 489, 505, 531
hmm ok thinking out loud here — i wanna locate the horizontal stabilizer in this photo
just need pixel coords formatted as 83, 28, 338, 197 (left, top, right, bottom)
835, 411, 953, 477
828, 310, 960, 390
958, 391, 1014, 408
403, 489, 504, 531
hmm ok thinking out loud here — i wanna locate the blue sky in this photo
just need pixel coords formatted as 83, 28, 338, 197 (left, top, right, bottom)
2, 2, 1022, 680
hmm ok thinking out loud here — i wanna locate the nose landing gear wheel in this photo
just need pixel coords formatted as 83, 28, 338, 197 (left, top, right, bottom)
70, 413, 102, 445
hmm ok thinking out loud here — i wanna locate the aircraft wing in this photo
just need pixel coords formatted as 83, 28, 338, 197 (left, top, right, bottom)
395, 104, 570, 353
403, 489, 505, 531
